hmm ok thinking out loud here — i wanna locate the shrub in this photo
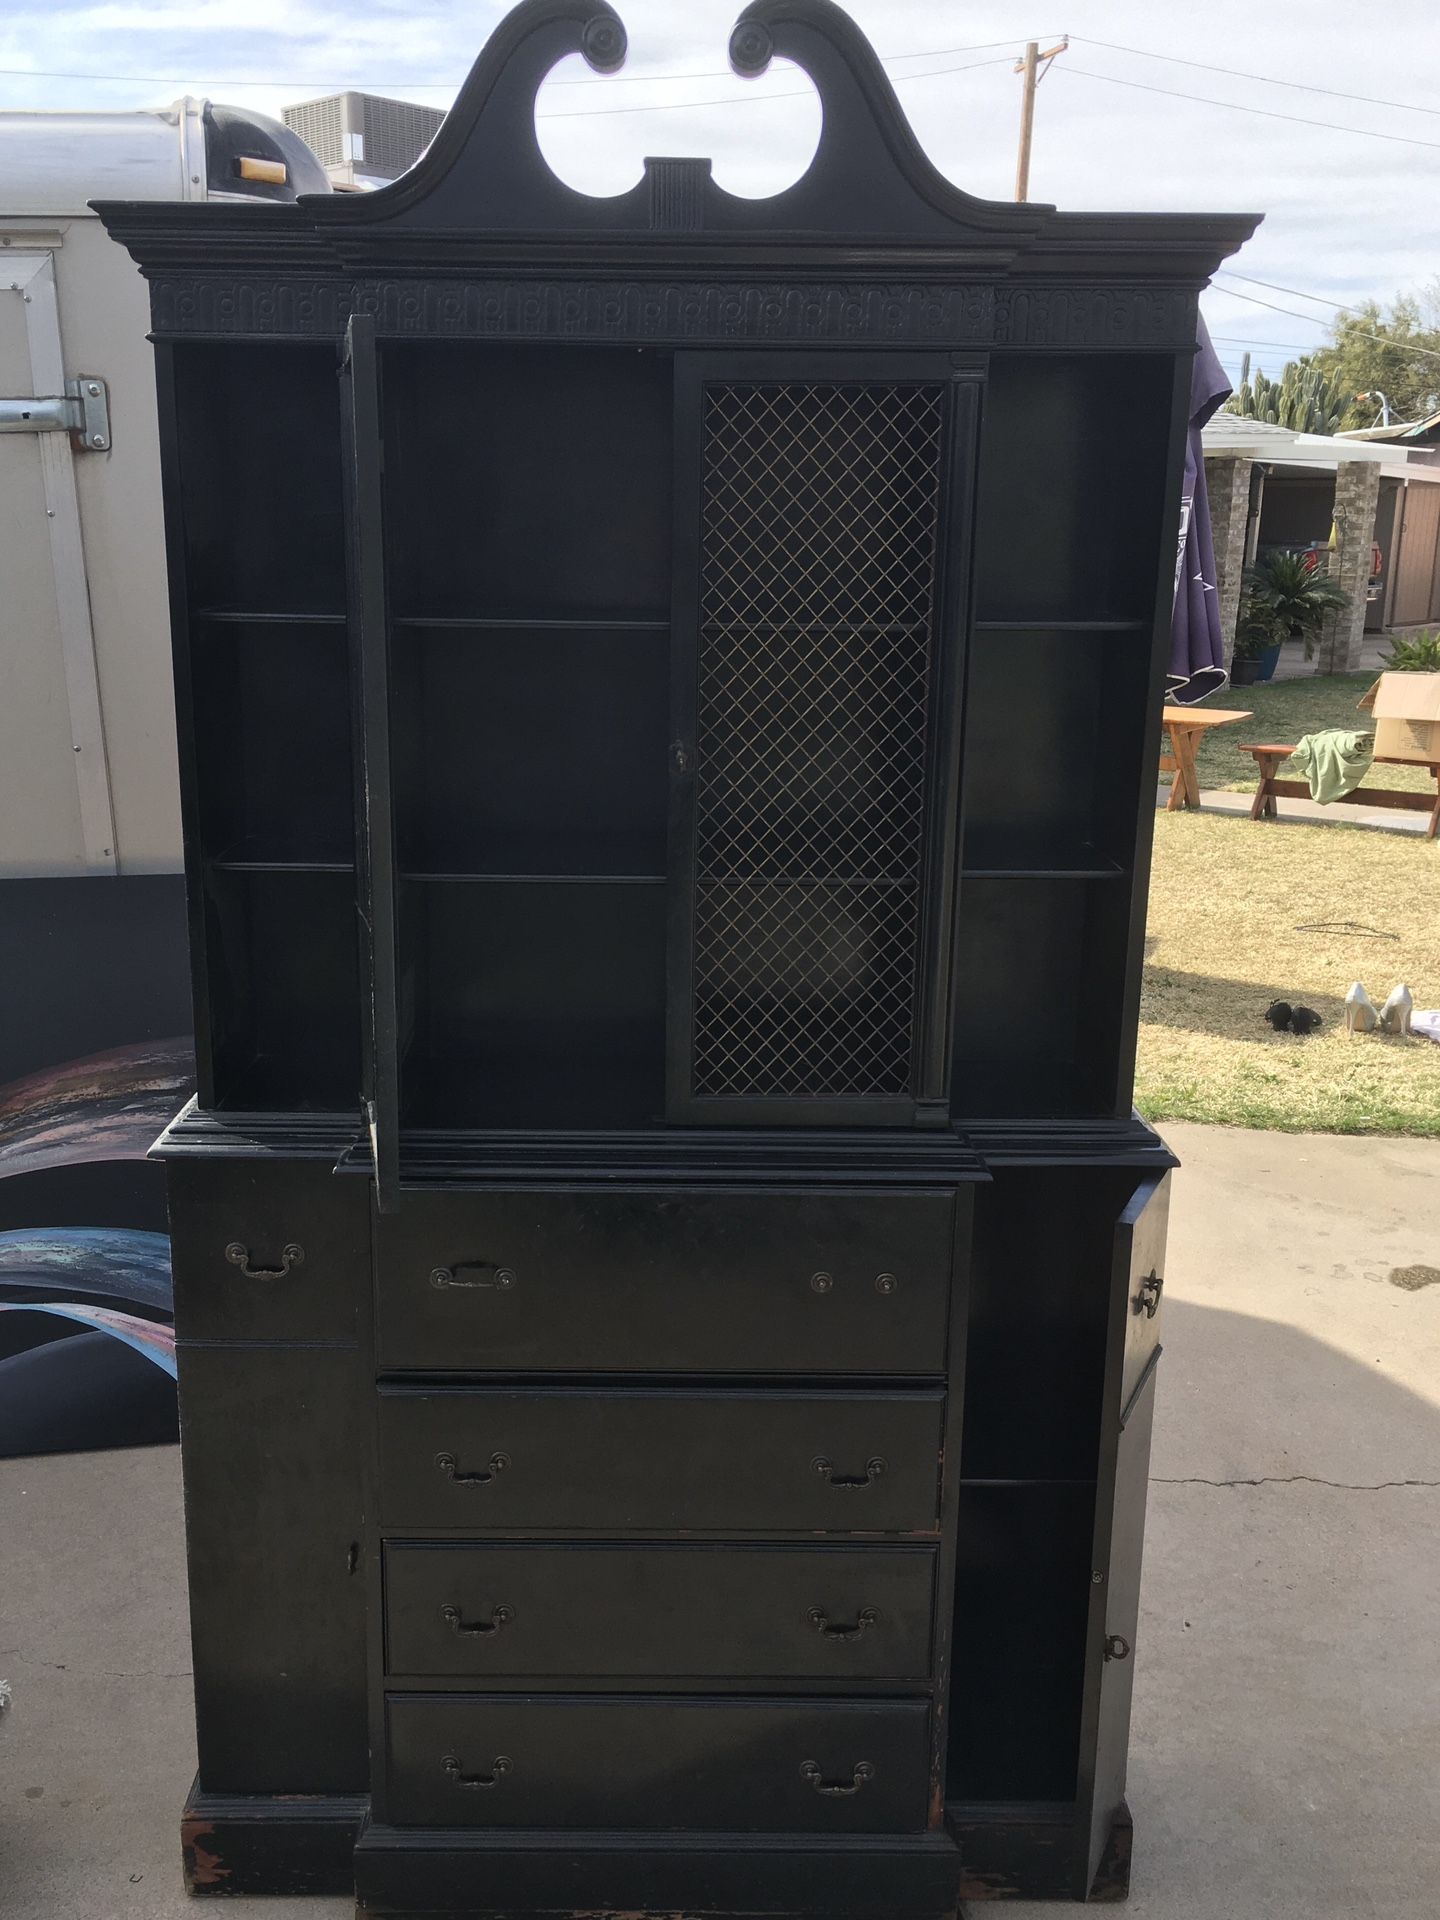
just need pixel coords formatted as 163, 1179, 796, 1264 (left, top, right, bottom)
1380, 629, 1440, 671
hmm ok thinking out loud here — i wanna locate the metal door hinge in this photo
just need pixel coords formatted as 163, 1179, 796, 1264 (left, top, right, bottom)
0, 375, 110, 451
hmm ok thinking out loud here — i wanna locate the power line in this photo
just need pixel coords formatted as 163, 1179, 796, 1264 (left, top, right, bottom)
1053, 63, 1440, 151
1069, 35, 1440, 119
1212, 285, 1440, 365
0, 36, 1048, 94
539, 52, 1016, 119
1217, 269, 1383, 313
1209, 335, 1328, 353
551, 35, 1032, 85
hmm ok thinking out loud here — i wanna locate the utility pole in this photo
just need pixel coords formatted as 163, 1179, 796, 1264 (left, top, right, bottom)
1014, 36, 1069, 201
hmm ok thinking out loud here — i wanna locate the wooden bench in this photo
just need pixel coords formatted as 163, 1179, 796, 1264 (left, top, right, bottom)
1239, 743, 1440, 838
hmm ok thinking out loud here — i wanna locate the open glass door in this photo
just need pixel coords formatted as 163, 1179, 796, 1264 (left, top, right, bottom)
340, 313, 400, 1209
667, 352, 975, 1127
1078, 1171, 1171, 1891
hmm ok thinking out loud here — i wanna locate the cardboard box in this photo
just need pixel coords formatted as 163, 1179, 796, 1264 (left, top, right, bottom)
1356, 672, 1440, 764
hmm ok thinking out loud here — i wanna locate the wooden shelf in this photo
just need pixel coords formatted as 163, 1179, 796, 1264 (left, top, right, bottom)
195, 609, 347, 626
211, 856, 355, 875
958, 1478, 1097, 1489
401, 872, 666, 886
962, 860, 1124, 882
393, 615, 669, 633
961, 834, 1124, 881
209, 836, 353, 874
972, 618, 1150, 634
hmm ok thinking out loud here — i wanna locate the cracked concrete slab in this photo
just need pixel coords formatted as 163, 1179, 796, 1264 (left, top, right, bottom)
0, 1120, 1436, 1919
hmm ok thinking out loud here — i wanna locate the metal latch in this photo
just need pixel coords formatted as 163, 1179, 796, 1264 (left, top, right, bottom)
0, 375, 110, 451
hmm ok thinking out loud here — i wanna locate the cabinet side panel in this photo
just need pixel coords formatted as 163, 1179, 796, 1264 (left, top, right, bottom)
176, 1341, 368, 1792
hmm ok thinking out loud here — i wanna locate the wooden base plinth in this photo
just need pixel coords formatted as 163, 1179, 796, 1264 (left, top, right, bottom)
181, 1778, 368, 1897
352, 1824, 962, 1917
180, 1788, 1133, 1907
950, 1800, 1133, 1903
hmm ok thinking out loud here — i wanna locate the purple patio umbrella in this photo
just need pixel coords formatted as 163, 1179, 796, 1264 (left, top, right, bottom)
1167, 316, 1232, 704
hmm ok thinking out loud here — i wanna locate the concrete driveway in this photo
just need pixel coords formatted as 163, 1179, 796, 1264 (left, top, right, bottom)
2, 1121, 1437, 1919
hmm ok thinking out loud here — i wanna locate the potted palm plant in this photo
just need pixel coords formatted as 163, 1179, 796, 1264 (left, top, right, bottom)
1230, 595, 1282, 686
1244, 550, 1351, 676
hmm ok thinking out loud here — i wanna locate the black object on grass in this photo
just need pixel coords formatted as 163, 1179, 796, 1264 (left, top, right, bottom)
1265, 1000, 1322, 1036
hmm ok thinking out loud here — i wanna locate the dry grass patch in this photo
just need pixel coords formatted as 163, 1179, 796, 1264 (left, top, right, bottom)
1136, 810, 1440, 1135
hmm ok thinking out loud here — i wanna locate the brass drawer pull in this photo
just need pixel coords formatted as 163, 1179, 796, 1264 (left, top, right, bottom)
812, 1454, 886, 1489
440, 1603, 512, 1637
435, 1449, 511, 1486
430, 1262, 516, 1290
808, 1605, 879, 1640
441, 1752, 511, 1790
225, 1241, 303, 1280
800, 1759, 874, 1797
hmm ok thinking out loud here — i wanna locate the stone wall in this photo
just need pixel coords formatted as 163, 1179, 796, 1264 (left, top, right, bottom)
1315, 459, 1381, 673
1204, 452, 1254, 665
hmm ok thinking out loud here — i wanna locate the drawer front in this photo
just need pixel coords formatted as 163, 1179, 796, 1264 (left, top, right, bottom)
384, 1543, 935, 1681
385, 1694, 931, 1832
378, 1389, 943, 1533
375, 1189, 956, 1374
169, 1158, 368, 1343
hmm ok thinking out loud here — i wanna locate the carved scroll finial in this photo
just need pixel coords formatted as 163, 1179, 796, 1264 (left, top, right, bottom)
729, 21, 774, 75
582, 12, 627, 72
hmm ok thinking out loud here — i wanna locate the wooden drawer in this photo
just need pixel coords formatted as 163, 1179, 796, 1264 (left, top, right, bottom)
384, 1694, 931, 1832
378, 1388, 944, 1533
375, 1189, 956, 1374
384, 1543, 935, 1681
169, 1158, 369, 1344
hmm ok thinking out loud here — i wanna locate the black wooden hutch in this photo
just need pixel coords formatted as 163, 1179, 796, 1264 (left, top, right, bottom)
98, 3, 1257, 1911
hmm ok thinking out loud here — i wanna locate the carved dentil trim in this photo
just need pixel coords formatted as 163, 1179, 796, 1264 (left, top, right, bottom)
148, 276, 1193, 348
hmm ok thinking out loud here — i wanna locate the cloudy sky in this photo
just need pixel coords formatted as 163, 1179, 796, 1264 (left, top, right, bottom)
4, 0, 1437, 395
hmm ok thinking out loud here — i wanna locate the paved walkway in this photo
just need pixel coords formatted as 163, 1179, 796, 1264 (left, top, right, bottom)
1270, 635, 1391, 681
1157, 783, 1434, 835
2, 1122, 1438, 1918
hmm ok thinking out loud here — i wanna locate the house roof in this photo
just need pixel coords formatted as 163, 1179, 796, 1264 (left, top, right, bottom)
1202, 412, 1417, 473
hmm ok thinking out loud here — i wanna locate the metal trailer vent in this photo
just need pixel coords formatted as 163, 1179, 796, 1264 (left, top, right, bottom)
690, 380, 946, 1102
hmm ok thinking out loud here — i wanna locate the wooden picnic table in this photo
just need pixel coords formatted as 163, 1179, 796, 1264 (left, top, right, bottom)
1160, 704, 1253, 811
1239, 742, 1440, 838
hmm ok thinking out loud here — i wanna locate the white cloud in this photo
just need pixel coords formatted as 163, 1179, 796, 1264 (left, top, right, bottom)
3, 0, 1436, 382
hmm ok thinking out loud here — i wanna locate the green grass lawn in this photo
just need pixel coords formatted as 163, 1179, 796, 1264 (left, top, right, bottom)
1136, 810, 1440, 1135
1180, 671, 1437, 795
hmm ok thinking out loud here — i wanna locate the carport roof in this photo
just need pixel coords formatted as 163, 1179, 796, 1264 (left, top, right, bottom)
1201, 413, 1420, 474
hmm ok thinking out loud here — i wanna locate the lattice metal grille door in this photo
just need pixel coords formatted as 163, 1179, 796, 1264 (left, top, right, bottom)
688, 380, 947, 1104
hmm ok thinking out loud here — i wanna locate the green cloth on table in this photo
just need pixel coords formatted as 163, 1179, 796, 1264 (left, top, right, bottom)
1288, 729, 1375, 804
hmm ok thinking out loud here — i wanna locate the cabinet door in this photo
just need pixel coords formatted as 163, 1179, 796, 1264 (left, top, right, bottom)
1078, 1171, 1171, 1892
666, 353, 978, 1126
340, 313, 400, 1209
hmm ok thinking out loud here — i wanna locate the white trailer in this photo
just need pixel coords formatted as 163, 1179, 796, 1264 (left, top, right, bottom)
0, 100, 329, 878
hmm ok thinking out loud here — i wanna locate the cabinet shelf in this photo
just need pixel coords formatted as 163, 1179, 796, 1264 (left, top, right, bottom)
401, 871, 666, 886
961, 865, 1123, 881
961, 828, 1125, 883
393, 615, 670, 633
210, 853, 355, 875
958, 1477, 1097, 1489
962, 851, 1124, 882
195, 609, 347, 627
972, 619, 1149, 634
